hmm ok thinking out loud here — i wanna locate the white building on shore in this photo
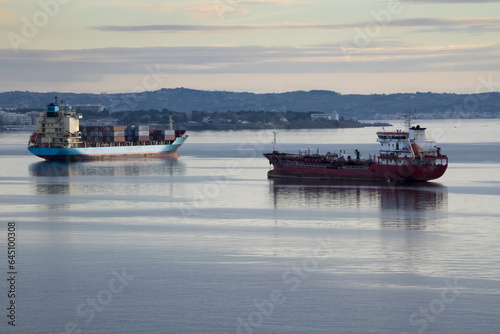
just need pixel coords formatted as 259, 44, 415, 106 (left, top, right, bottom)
0, 110, 42, 126
311, 112, 340, 121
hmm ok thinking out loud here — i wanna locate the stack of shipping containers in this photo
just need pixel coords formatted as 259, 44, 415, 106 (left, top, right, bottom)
80, 124, 183, 144
80, 125, 126, 143
149, 130, 176, 141
135, 125, 149, 141
125, 126, 135, 142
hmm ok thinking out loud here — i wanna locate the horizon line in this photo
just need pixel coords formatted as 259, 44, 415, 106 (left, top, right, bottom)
1, 87, 497, 96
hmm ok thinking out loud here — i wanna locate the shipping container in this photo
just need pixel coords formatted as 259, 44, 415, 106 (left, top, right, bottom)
164, 135, 176, 141
104, 131, 125, 137
104, 136, 125, 142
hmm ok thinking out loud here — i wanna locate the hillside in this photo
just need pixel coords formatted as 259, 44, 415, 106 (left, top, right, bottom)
1, 88, 499, 120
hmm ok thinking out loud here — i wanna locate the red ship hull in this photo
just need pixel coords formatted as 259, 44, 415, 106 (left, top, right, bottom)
267, 162, 447, 182
264, 119, 448, 182
264, 153, 448, 182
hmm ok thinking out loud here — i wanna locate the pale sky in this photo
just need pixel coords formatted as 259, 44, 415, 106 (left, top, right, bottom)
1, 0, 499, 94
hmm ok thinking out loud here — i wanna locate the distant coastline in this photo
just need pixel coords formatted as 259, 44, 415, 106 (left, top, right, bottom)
181, 120, 391, 131
1, 88, 499, 120
0, 121, 391, 132
2, 88, 498, 132
0, 107, 392, 132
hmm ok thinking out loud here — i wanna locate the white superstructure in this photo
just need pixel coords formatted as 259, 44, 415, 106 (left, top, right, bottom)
30, 98, 82, 149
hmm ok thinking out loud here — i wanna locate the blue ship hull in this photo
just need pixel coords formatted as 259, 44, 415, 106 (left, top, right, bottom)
28, 136, 188, 161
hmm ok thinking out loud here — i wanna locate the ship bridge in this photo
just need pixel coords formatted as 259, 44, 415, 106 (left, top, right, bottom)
375, 122, 446, 170
29, 98, 82, 149
376, 130, 411, 156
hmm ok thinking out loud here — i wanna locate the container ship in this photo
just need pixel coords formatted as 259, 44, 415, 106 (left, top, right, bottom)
28, 98, 188, 161
264, 117, 448, 182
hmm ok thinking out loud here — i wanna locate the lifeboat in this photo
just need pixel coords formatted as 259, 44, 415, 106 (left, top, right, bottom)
29, 133, 38, 143
411, 142, 420, 156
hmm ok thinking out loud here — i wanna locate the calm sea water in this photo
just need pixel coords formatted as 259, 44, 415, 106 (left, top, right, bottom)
1, 119, 499, 334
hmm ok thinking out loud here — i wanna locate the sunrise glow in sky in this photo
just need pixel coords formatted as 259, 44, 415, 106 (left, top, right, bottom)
1, 0, 499, 94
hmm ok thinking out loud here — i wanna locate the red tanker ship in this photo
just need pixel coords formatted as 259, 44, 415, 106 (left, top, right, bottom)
264, 120, 448, 182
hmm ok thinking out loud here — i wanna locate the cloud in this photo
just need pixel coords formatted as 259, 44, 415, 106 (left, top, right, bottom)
1, 43, 499, 93
192, 0, 301, 11
389, 17, 500, 33
1, 43, 498, 81
225, 0, 300, 4
106, 2, 183, 12
91, 17, 500, 33
401, 0, 500, 3
104, 0, 303, 14
91, 23, 347, 32
389, 17, 500, 27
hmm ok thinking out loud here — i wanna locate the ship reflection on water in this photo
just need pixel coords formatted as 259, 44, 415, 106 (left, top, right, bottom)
30, 159, 184, 178
29, 159, 185, 197
269, 179, 448, 230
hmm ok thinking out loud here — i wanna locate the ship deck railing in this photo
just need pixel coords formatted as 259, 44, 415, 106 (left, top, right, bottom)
377, 156, 448, 167
339, 165, 370, 171
280, 161, 328, 169
79, 140, 176, 148
31, 139, 179, 149
279, 161, 372, 171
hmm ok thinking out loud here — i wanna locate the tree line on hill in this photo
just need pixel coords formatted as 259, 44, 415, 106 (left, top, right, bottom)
74, 108, 367, 130
3, 88, 499, 120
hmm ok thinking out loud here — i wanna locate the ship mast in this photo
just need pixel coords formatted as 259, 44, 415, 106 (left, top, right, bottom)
273, 128, 278, 152
404, 106, 414, 130
169, 111, 174, 131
